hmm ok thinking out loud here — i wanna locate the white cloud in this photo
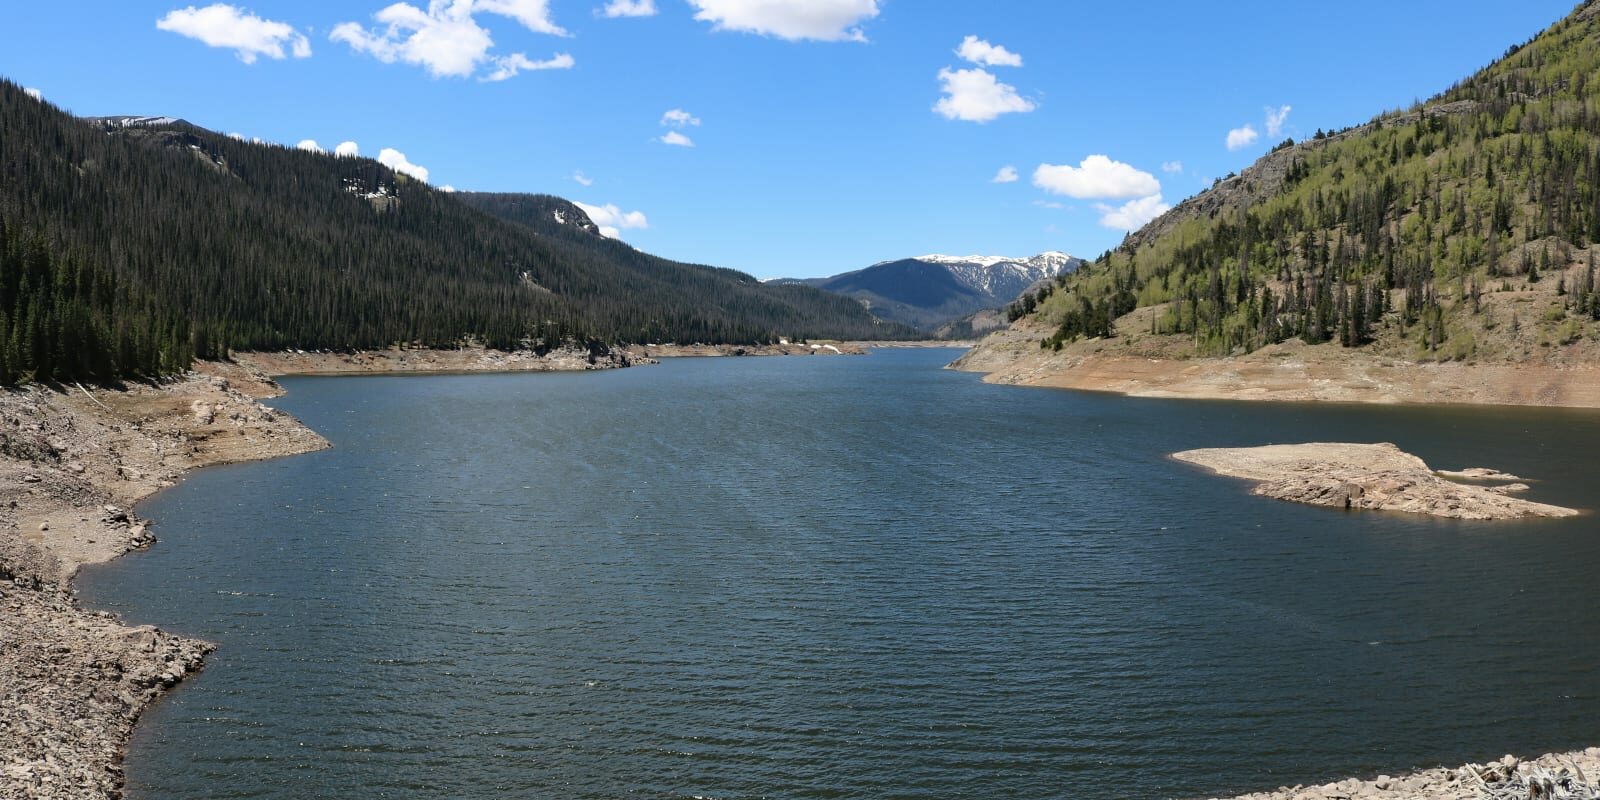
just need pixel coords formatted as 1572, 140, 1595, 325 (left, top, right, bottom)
575, 201, 648, 239
1033, 200, 1064, 209
687, 0, 878, 42
335, 140, 360, 157
23, 87, 43, 101
332, 0, 569, 79
1161, 160, 1183, 174
934, 67, 1035, 123
227, 131, 246, 140
378, 147, 430, 182
660, 108, 701, 127
1033, 155, 1160, 200
1265, 104, 1291, 137
992, 165, 1019, 184
572, 171, 594, 186
296, 139, 325, 153
440, 184, 457, 192
1096, 194, 1170, 231
956, 35, 1021, 68
1226, 124, 1258, 151
157, 4, 311, 64
600, 0, 657, 17
483, 51, 574, 81
474, 0, 568, 35
660, 130, 695, 147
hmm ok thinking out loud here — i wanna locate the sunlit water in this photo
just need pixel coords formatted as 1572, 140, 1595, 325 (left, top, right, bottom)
78, 348, 1600, 799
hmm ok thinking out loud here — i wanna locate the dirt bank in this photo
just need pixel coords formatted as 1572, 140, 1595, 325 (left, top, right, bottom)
1173, 442, 1578, 520
951, 324, 1600, 409
233, 343, 641, 376
1, 361, 327, 799
619, 341, 866, 359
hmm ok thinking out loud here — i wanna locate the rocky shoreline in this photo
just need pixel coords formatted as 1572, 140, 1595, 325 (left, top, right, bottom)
2, 361, 327, 798
950, 326, 1600, 409
1201, 749, 1600, 800
1173, 442, 1580, 520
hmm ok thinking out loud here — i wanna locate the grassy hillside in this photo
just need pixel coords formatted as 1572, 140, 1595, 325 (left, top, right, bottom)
0, 82, 907, 385
1013, 1, 1600, 365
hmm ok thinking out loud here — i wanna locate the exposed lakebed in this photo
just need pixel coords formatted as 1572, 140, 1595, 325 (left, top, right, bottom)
77, 349, 1600, 799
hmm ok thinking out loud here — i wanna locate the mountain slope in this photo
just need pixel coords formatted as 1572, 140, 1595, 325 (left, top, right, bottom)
790, 252, 1080, 332
970, 1, 1600, 379
0, 82, 909, 384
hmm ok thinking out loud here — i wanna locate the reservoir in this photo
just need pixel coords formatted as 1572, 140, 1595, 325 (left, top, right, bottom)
77, 348, 1600, 799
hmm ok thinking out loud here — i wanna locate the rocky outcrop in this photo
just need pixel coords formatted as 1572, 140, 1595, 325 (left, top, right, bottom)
1173, 442, 1579, 520
1205, 748, 1600, 800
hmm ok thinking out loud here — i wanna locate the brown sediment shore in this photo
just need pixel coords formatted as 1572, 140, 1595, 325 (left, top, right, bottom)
951, 327, 1600, 409
1173, 442, 1578, 520
618, 341, 867, 359
1, 361, 327, 798
233, 343, 641, 376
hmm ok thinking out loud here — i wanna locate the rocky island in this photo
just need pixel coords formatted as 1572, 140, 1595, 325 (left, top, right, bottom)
1172, 442, 1579, 520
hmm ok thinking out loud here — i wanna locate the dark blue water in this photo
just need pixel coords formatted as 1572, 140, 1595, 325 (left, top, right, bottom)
77, 349, 1600, 799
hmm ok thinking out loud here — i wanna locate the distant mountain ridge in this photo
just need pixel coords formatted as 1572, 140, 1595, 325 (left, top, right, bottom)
780, 252, 1082, 333
0, 82, 915, 384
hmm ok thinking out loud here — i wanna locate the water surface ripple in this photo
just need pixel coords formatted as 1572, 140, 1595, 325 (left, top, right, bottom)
78, 349, 1600, 799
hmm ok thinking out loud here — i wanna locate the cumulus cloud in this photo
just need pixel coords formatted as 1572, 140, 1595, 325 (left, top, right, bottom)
483, 51, 574, 81
575, 201, 648, 239
956, 35, 1022, 67
1265, 104, 1292, 137
572, 171, 594, 186
157, 3, 312, 63
335, 140, 360, 157
332, 0, 569, 79
600, 0, 656, 17
687, 0, 879, 42
934, 67, 1034, 123
474, 0, 568, 35
440, 184, 457, 192
1096, 194, 1170, 231
992, 165, 1019, 184
296, 139, 325, 153
1161, 160, 1183, 174
660, 108, 701, 127
1226, 124, 1259, 151
1033, 155, 1160, 200
378, 147, 430, 182
23, 87, 43, 101
660, 130, 695, 147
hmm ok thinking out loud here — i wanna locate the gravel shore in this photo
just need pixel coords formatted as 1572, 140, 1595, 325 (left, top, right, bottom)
1, 362, 327, 799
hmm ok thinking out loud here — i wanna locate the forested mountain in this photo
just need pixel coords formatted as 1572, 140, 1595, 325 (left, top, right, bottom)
0, 82, 910, 385
780, 252, 1080, 332
1006, 1, 1600, 363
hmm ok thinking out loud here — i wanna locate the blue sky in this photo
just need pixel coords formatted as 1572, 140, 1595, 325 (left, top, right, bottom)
1, 0, 1579, 278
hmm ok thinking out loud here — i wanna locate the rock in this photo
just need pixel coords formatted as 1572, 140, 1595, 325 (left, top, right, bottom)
1173, 443, 1580, 520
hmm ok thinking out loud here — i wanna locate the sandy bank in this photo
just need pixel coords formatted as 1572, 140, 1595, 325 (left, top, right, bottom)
1173, 442, 1578, 520
951, 328, 1600, 409
1, 362, 327, 798
1203, 748, 1600, 800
